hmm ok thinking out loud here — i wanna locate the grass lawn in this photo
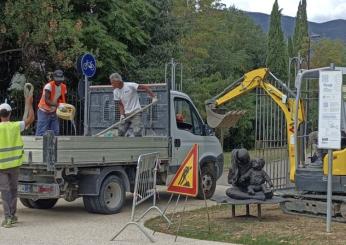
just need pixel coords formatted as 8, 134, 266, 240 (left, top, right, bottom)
145, 204, 346, 245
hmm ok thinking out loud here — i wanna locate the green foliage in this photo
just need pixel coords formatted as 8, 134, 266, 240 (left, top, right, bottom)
292, 0, 309, 61
131, 0, 181, 83
176, 3, 266, 80
0, 0, 178, 85
310, 39, 346, 68
173, 1, 266, 149
2, 0, 85, 85
266, 0, 287, 80
1, 0, 268, 150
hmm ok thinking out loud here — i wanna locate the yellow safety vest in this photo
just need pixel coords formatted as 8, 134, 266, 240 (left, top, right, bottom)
0, 122, 24, 170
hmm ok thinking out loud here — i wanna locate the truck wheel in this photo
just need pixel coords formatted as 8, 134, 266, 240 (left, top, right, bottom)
20, 198, 58, 209
83, 175, 125, 214
197, 165, 216, 200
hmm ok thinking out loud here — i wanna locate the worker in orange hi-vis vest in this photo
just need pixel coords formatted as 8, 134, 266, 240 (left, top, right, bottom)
36, 69, 67, 136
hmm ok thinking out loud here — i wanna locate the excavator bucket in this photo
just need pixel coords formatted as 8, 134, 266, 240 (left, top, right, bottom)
205, 104, 246, 128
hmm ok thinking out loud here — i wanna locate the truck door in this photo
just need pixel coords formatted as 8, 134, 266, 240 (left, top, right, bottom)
171, 97, 204, 172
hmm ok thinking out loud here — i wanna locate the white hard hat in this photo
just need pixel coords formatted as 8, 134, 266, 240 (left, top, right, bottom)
0, 103, 12, 112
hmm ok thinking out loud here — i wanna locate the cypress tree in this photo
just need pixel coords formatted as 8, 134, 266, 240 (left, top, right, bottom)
266, 0, 287, 80
300, 0, 310, 64
293, 0, 309, 60
293, 1, 302, 55
301, 0, 309, 38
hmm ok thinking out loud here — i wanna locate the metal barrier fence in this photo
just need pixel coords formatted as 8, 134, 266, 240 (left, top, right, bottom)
111, 152, 170, 242
0, 89, 84, 135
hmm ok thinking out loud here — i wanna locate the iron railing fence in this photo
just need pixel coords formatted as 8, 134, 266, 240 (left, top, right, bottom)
254, 79, 290, 190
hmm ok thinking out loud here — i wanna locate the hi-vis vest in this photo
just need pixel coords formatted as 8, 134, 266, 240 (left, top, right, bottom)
0, 122, 24, 170
38, 81, 67, 112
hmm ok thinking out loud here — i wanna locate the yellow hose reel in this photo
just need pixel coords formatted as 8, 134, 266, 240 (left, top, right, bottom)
56, 103, 76, 121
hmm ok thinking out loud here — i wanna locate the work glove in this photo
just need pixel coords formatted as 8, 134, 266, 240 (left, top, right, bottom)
152, 96, 158, 104
119, 114, 125, 123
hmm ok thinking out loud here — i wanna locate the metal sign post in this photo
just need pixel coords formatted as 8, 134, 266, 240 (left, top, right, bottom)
317, 68, 343, 233
79, 53, 96, 136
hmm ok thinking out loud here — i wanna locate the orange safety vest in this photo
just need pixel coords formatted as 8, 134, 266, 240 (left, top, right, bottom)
38, 81, 67, 112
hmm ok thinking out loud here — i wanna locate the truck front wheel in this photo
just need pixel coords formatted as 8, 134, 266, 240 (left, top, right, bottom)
20, 198, 58, 209
83, 175, 125, 214
197, 165, 216, 200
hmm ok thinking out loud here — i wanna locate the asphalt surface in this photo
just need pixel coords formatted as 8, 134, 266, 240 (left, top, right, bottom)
0, 181, 234, 245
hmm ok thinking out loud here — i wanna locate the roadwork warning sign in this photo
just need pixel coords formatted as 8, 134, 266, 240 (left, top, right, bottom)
167, 144, 199, 197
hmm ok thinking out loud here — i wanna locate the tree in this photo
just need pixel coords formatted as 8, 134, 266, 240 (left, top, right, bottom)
266, 0, 287, 80
292, 0, 309, 62
130, 0, 181, 83
172, 1, 266, 149
2, 0, 85, 86
1, 0, 172, 85
310, 39, 346, 68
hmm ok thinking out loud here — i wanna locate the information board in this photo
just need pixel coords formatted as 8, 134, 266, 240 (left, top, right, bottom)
318, 70, 343, 149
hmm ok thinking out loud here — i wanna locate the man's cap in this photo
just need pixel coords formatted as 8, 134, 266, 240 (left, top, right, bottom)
53, 69, 65, 82
0, 103, 12, 112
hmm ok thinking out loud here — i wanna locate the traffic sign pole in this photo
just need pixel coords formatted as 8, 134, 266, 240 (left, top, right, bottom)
84, 75, 89, 136
79, 53, 96, 136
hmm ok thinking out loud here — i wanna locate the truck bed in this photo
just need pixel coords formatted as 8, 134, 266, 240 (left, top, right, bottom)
22, 136, 169, 168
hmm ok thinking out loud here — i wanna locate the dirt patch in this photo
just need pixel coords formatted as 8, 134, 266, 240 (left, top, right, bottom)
145, 204, 346, 245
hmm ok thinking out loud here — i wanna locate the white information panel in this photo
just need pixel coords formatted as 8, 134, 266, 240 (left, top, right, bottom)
318, 70, 343, 149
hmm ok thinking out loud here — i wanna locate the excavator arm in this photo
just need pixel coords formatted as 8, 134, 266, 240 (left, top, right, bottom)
206, 68, 304, 181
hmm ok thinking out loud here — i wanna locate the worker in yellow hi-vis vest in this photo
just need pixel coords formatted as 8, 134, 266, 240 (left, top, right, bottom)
0, 95, 34, 228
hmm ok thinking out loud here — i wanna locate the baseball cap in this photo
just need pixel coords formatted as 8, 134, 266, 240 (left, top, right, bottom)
53, 69, 65, 82
0, 103, 12, 112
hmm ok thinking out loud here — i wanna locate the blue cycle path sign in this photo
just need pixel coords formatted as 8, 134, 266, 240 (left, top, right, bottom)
80, 53, 96, 78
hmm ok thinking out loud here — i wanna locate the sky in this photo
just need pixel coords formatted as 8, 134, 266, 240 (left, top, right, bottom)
221, 0, 346, 23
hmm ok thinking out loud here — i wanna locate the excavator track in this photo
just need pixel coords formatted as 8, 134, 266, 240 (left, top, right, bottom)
278, 191, 346, 223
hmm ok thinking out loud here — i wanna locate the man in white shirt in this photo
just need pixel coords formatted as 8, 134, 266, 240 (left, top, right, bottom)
109, 73, 157, 137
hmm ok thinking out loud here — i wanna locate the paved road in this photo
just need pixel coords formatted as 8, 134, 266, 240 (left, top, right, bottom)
0, 185, 234, 245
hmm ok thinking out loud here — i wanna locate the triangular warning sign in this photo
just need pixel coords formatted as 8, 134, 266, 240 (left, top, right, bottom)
167, 144, 198, 197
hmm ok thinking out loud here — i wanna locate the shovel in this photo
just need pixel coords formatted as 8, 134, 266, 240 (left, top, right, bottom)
95, 100, 158, 137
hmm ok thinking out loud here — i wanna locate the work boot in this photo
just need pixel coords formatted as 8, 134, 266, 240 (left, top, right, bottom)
1, 218, 14, 228
10, 215, 18, 224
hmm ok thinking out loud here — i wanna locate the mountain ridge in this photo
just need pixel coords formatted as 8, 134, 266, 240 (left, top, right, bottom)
245, 11, 346, 42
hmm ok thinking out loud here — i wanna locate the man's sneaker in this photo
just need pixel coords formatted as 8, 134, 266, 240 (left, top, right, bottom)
10, 216, 18, 224
1, 218, 13, 228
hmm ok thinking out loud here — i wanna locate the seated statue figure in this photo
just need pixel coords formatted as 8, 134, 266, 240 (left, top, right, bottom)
226, 148, 273, 200
239, 159, 273, 195
227, 148, 252, 190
